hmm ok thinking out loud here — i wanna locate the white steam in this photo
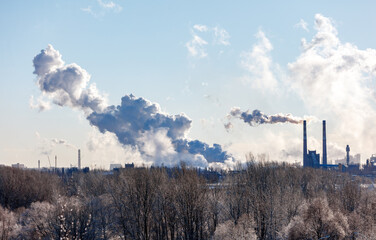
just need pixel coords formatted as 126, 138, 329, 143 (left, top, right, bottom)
288, 14, 376, 160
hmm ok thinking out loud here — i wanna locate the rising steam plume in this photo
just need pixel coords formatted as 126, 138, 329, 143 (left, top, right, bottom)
32, 45, 233, 168
226, 107, 314, 129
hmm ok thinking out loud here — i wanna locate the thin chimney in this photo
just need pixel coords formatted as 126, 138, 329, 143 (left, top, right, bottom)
303, 120, 307, 167
322, 120, 327, 166
346, 145, 350, 166
78, 149, 81, 170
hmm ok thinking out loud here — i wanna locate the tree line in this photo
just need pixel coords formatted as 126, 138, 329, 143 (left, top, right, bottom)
0, 161, 375, 239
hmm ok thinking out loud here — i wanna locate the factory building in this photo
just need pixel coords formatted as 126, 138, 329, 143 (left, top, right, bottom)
306, 150, 320, 168
302, 120, 359, 171
303, 120, 327, 168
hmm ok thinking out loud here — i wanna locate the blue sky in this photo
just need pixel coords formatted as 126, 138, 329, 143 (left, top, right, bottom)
1, 1, 376, 169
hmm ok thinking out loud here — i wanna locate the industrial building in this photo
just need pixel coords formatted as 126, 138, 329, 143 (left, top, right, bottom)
302, 120, 358, 171
303, 120, 329, 168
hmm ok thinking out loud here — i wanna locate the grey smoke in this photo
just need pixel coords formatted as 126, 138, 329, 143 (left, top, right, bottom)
224, 122, 233, 131
87, 94, 232, 163
87, 94, 191, 148
228, 107, 305, 126
173, 139, 231, 163
33, 45, 233, 167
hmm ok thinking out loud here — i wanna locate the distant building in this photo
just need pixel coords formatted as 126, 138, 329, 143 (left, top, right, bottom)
110, 164, 122, 171
335, 154, 361, 165
12, 163, 25, 169
306, 150, 320, 168
125, 163, 135, 168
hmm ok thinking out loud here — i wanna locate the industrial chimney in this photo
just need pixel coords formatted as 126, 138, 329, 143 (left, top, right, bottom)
38, 160, 40, 170
303, 120, 307, 167
78, 149, 81, 170
55, 155, 57, 171
322, 120, 327, 166
346, 145, 350, 166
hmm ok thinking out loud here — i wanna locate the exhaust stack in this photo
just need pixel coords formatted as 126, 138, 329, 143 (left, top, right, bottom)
322, 120, 327, 166
55, 155, 57, 173
78, 149, 81, 170
346, 145, 350, 166
303, 120, 307, 167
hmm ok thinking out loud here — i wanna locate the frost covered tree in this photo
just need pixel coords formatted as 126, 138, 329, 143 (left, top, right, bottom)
283, 196, 349, 240
18, 201, 56, 239
0, 205, 20, 239
213, 214, 257, 240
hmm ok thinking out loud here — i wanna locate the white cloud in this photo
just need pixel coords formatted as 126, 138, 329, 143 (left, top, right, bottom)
186, 25, 231, 58
214, 27, 230, 46
185, 34, 208, 58
97, 0, 122, 12
81, 6, 95, 16
240, 30, 279, 92
295, 19, 309, 32
193, 24, 208, 32
82, 0, 122, 18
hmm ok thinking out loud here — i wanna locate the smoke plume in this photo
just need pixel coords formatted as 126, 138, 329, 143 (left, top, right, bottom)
33, 45, 233, 167
228, 107, 306, 127
33, 45, 107, 114
87, 94, 232, 164
288, 14, 376, 159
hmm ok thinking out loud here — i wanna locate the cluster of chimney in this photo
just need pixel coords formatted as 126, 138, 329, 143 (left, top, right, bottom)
37, 149, 81, 170
303, 120, 328, 168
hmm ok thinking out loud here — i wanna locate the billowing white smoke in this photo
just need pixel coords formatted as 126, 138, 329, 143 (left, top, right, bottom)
33, 45, 107, 114
33, 45, 233, 168
227, 107, 308, 128
288, 14, 376, 160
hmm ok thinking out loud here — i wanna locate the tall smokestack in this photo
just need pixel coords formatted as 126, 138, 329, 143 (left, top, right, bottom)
346, 145, 350, 166
55, 155, 57, 170
303, 120, 307, 167
38, 160, 40, 170
78, 149, 81, 170
322, 120, 327, 166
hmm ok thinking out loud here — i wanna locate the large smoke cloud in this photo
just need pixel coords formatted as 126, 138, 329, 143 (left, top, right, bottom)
87, 94, 232, 164
288, 14, 376, 160
87, 95, 191, 146
33, 45, 233, 168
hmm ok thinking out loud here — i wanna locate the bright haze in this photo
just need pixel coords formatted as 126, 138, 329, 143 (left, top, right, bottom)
1, 1, 376, 169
